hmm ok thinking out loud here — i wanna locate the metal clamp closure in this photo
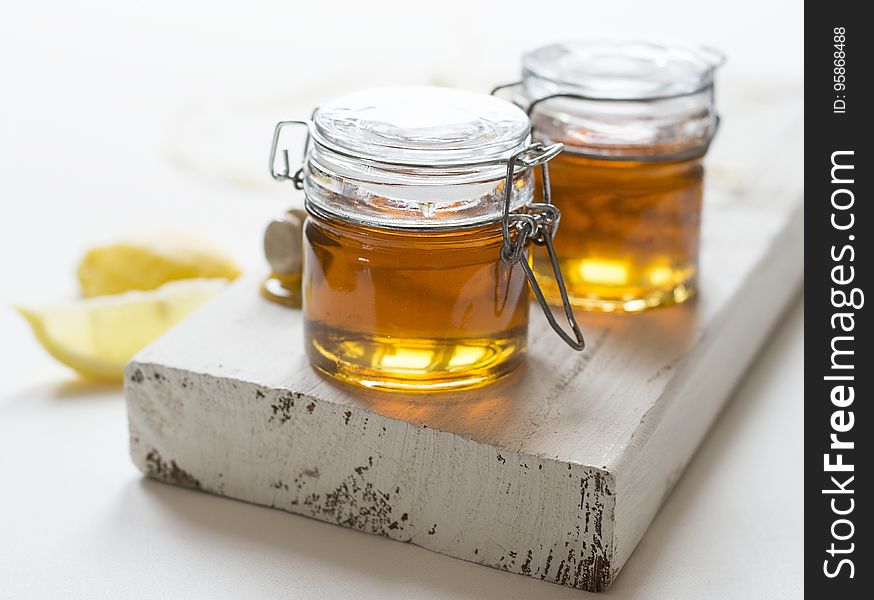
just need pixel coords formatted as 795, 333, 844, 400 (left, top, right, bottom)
269, 120, 311, 190
501, 143, 585, 352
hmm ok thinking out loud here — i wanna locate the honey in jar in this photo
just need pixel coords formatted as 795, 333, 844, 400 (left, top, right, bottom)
512, 42, 723, 311
270, 86, 583, 391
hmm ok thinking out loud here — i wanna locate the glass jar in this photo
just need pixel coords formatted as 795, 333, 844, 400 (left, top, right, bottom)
269, 86, 584, 392
503, 41, 723, 312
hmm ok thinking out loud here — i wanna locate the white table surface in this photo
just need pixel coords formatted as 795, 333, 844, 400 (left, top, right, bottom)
0, 1, 802, 597
0, 300, 803, 600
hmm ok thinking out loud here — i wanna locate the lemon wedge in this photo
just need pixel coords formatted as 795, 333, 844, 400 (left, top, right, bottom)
77, 233, 241, 297
16, 278, 227, 381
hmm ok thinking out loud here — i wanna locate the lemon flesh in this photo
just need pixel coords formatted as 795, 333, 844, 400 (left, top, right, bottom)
77, 233, 241, 297
17, 279, 227, 381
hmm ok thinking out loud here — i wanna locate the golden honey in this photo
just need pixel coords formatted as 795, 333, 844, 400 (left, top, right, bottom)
303, 214, 529, 391
260, 273, 302, 308
534, 152, 703, 311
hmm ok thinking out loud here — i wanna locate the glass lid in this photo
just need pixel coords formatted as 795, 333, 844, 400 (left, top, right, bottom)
516, 41, 723, 159
302, 86, 538, 230
311, 86, 532, 166
522, 41, 723, 101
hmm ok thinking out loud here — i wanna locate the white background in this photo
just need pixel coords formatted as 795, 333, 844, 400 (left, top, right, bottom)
0, 1, 802, 598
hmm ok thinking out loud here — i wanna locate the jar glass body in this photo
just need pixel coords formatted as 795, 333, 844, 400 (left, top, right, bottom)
303, 212, 530, 391
519, 42, 720, 311
296, 87, 537, 391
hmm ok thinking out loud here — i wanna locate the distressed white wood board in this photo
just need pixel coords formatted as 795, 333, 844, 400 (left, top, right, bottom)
125, 91, 803, 593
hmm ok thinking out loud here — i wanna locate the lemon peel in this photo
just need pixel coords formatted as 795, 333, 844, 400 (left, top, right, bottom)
16, 278, 227, 381
77, 233, 241, 297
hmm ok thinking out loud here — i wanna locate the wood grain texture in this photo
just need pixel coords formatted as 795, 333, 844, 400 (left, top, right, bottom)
125, 88, 802, 592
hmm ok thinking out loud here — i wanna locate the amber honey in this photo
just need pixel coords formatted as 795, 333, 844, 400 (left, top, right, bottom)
516, 40, 721, 312
533, 151, 703, 312
303, 213, 530, 391
260, 273, 302, 308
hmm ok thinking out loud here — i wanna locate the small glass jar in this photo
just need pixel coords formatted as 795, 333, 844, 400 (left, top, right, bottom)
270, 86, 584, 392
504, 41, 723, 312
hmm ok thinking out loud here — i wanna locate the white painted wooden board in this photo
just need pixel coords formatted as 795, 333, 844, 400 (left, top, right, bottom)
125, 90, 803, 592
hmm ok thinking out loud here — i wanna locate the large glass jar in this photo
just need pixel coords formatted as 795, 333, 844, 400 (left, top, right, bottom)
508, 42, 723, 312
270, 86, 584, 392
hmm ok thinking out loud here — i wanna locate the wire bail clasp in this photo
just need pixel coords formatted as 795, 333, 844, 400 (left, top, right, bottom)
501, 143, 585, 351
269, 120, 311, 190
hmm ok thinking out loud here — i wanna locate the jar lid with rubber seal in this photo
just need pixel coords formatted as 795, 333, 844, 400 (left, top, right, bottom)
498, 41, 724, 161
